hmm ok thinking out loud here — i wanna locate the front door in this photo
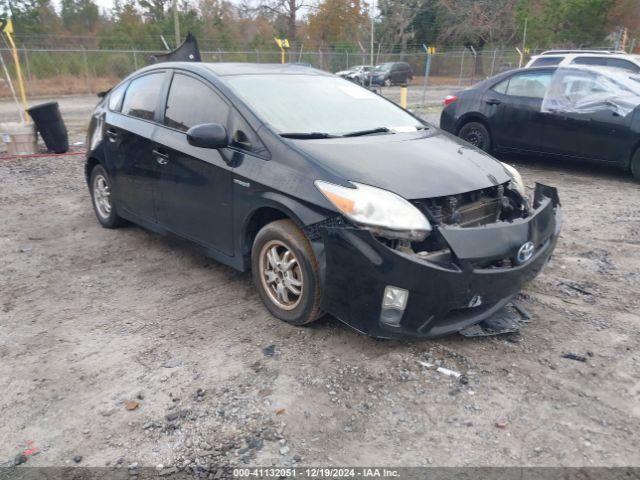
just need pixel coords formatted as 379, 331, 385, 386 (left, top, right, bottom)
153, 71, 235, 256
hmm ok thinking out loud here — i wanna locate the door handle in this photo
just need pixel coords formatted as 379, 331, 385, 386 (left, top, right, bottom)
106, 128, 118, 141
152, 148, 169, 165
485, 98, 501, 106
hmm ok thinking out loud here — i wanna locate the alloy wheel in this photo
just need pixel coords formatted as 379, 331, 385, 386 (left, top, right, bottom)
259, 240, 304, 310
93, 174, 112, 219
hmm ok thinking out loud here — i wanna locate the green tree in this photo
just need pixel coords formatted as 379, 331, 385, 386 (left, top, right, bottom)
61, 0, 100, 33
517, 0, 614, 48
1, 0, 61, 36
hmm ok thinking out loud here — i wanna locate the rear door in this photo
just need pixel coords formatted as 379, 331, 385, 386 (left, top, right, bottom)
484, 70, 554, 152
152, 71, 235, 256
104, 71, 168, 221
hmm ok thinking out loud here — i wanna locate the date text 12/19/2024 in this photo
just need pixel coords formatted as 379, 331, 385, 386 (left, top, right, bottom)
233, 468, 400, 478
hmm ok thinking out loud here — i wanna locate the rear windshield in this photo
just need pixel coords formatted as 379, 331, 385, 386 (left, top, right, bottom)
226, 74, 422, 136
530, 56, 563, 67
571, 56, 640, 73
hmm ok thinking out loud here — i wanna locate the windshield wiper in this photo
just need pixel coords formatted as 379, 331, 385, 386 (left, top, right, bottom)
341, 127, 392, 137
280, 132, 336, 139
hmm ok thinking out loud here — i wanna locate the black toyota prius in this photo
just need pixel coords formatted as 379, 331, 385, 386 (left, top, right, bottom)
86, 62, 561, 339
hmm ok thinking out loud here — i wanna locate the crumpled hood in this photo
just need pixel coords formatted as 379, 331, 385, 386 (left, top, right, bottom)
294, 129, 512, 199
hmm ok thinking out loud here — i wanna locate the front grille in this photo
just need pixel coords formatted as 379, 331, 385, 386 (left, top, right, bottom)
415, 184, 506, 227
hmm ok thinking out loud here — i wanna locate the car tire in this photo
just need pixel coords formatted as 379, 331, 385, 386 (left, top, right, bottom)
89, 164, 125, 228
458, 121, 492, 153
252, 219, 323, 326
631, 148, 640, 181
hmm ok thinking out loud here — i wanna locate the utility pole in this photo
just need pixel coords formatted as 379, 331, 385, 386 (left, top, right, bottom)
370, 0, 375, 67
173, 0, 181, 47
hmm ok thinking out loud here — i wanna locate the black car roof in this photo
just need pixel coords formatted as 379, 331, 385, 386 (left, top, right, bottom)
140, 61, 331, 77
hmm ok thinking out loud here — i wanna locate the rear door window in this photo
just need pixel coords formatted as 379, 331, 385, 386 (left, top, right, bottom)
121, 72, 165, 121
164, 73, 230, 132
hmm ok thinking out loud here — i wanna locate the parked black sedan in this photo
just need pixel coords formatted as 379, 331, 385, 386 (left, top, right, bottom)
440, 66, 640, 179
86, 62, 561, 338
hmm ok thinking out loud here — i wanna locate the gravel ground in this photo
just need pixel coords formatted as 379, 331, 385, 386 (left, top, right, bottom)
1, 94, 639, 473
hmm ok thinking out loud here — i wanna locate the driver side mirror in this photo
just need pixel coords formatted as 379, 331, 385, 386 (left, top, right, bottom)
186, 123, 228, 149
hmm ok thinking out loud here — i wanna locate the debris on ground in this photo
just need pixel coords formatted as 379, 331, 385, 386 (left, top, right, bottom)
561, 282, 594, 296
124, 400, 140, 411
561, 353, 588, 363
495, 418, 509, 429
459, 303, 532, 337
418, 360, 462, 379
262, 345, 276, 357
73, 455, 83, 463
162, 358, 182, 368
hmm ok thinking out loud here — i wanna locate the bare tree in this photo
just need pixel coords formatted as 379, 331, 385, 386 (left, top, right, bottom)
377, 0, 423, 52
438, 0, 518, 74
257, 0, 308, 41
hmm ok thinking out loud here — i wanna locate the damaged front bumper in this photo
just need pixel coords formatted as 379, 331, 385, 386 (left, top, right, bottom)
317, 184, 562, 339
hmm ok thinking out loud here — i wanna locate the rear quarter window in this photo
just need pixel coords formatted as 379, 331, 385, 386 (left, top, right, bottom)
491, 78, 509, 94
108, 82, 128, 112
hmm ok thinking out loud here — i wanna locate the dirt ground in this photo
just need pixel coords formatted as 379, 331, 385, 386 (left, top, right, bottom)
0, 93, 639, 473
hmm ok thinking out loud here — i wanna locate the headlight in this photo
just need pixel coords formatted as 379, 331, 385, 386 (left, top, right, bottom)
315, 180, 431, 241
501, 162, 526, 198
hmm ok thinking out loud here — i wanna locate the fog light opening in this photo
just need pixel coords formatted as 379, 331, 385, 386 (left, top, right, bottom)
380, 286, 409, 327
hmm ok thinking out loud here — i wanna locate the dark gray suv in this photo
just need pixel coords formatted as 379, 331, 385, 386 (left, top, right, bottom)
369, 62, 414, 86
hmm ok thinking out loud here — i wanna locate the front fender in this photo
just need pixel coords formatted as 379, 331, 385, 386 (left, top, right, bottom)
234, 187, 333, 271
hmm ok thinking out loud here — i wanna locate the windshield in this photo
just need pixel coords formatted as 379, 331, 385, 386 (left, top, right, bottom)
376, 63, 392, 71
226, 74, 423, 136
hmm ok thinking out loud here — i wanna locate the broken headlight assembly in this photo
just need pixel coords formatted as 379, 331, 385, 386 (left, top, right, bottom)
501, 162, 526, 199
315, 180, 431, 241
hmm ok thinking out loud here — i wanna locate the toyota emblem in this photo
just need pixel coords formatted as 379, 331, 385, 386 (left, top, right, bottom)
516, 241, 535, 264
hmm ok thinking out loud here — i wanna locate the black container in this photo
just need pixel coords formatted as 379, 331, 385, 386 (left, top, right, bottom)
27, 102, 69, 154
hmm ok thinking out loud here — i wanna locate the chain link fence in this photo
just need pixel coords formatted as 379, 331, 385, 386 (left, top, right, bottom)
0, 46, 533, 101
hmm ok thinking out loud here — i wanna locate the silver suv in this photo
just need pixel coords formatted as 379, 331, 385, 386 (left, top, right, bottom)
525, 50, 640, 73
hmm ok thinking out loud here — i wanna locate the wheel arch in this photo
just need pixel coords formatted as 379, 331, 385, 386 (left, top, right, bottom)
239, 193, 329, 270
629, 140, 640, 168
85, 156, 101, 186
629, 142, 640, 179
455, 113, 491, 136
